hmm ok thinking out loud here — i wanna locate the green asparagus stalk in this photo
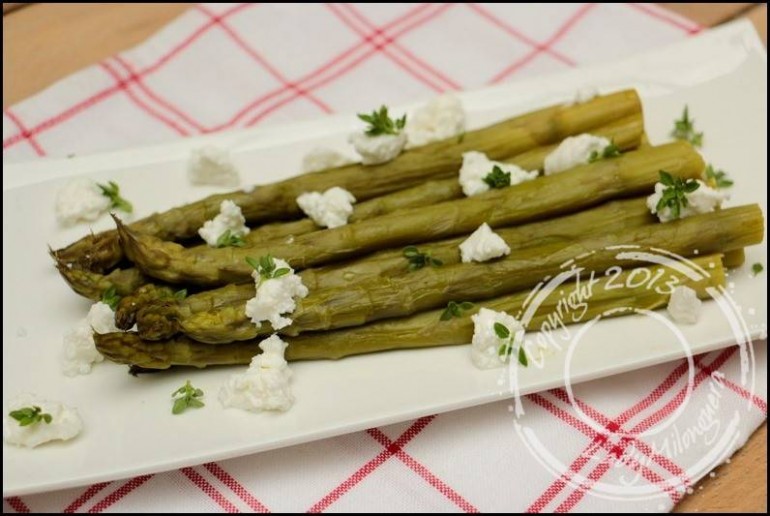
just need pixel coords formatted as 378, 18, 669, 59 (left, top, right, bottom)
242, 113, 644, 242
174, 204, 763, 343
119, 142, 703, 286
54, 90, 641, 273
95, 255, 726, 369
52, 254, 148, 299
137, 195, 654, 333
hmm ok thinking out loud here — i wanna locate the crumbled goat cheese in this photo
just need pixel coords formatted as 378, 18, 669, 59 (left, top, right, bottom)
458, 151, 538, 197
459, 223, 511, 263
245, 258, 308, 330
667, 286, 702, 324
61, 301, 117, 377
198, 200, 250, 247
188, 146, 241, 187
3, 394, 82, 448
348, 131, 407, 165
296, 187, 357, 229
55, 178, 111, 226
544, 134, 610, 175
405, 94, 466, 148
301, 148, 356, 173
470, 308, 525, 369
647, 180, 727, 223
218, 335, 294, 412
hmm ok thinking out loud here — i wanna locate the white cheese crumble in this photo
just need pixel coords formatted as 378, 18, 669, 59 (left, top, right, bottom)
218, 335, 294, 412
61, 301, 118, 377
458, 151, 538, 197
55, 178, 111, 226
646, 180, 727, 223
188, 146, 241, 187
405, 94, 466, 148
198, 200, 251, 247
296, 187, 357, 229
667, 286, 702, 324
470, 308, 525, 369
301, 147, 356, 173
459, 223, 511, 263
543, 134, 610, 175
245, 258, 308, 330
3, 394, 83, 448
348, 131, 407, 165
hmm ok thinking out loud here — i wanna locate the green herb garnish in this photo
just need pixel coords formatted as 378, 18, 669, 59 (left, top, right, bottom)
216, 229, 246, 248
494, 322, 527, 366
588, 140, 622, 163
671, 106, 703, 147
655, 170, 701, 219
403, 246, 443, 271
704, 164, 733, 189
752, 263, 764, 275
9, 406, 52, 427
357, 105, 406, 136
246, 255, 290, 280
173, 289, 188, 301
482, 165, 511, 189
171, 380, 205, 415
97, 181, 133, 213
440, 301, 474, 321
101, 286, 121, 310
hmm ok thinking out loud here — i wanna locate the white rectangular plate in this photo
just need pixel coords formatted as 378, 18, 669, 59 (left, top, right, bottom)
2, 20, 767, 497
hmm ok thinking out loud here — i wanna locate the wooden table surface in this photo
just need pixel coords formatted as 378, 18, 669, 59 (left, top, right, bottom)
3, 3, 767, 512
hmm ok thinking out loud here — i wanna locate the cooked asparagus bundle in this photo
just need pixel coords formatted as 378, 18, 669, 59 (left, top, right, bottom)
54, 114, 643, 302
132, 196, 655, 334
95, 255, 726, 369
119, 142, 703, 286
167, 204, 763, 344
55, 90, 642, 273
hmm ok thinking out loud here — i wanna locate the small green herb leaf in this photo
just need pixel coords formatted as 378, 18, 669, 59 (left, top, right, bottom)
97, 181, 133, 213
357, 105, 406, 136
9, 406, 53, 427
518, 346, 528, 367
171, 380, 205, 415
655, 170, 701, 220
482, 165, 511, 189
246, 255, 290, 280
704, 164, 733, 189
173, 289, 188, 301
101, 286, 121, 310
439, 300, 474, 321
670, 106, 704, 147
493, 322, 510, 339
216, 229, 246, 248
752, 263, 764, 275
403, 246, 443, 271
588, 140, 622, 163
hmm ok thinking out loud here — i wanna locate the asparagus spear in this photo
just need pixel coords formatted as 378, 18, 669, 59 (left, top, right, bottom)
95, 255, 726, 369
242, 113, 644, 242
53, 90, 642, 273
174, 204, 763, 343
137, 195, 654, 335
52, 255, 148, 299
119, 142, 703, 286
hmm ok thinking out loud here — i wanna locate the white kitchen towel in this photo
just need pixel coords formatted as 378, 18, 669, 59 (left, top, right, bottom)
3, 3, 766, 513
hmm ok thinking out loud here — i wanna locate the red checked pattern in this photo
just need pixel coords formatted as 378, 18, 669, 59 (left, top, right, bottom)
3, 3, 767, 513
